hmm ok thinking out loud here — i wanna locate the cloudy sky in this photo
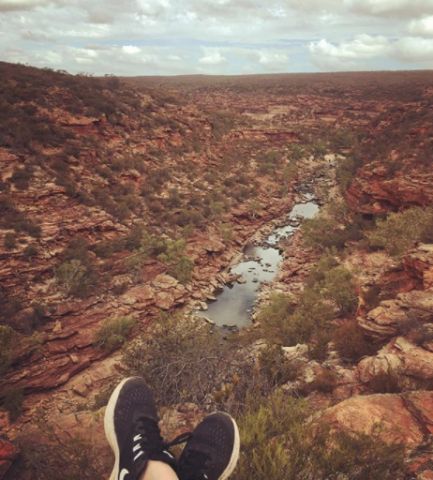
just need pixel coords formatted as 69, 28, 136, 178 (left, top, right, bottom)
1, 0, 433, 75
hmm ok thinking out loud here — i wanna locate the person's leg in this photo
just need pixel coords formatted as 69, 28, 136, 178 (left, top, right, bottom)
140, 461, 179, 480
104, 377, 178, 480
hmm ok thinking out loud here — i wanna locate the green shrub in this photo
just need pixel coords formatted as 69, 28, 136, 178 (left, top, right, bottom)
10, 166, 33, 190
235, 391, 405, 480
94, 316, 136, 352
123, 314, 227, 406
4, 232, 16, 249
335, 154, 362, 192
302, 215, 348, 250
257, 290, 334, 347
23, 244, 38, 257
302, 200, 364, 252
256, 293, 295, 340
333, 320, 377, 362
304, 369, 337, 394
1, 388, 24, 421
320, 265, 358, 315
258, 345, 300, 387
157, 238, 194, 284
367, 372, 401, 394
55, 259, 96, 297
9, 429, 107, 480
367, 206, 433, 256
0, 325, 15, 373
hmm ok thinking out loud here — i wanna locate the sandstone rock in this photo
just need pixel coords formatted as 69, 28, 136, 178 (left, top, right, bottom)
358, 337, 433, 387
202, 237, 225, 254
0, 438, 19, 479
151, 274, 179, 289
121, 284, 155, 306
320, 391, 433, 448
282, 343, 309, 361
359, 289, 433, 339
405, 244, 433, 290
155, 291, 179, 310
347, 165, 433, 215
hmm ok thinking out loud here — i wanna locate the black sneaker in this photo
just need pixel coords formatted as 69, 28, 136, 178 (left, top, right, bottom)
104, 377, 177, 480
177, 412, 240, 480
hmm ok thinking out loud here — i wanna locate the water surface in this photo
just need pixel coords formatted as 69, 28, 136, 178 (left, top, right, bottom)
196, 198, 319, 328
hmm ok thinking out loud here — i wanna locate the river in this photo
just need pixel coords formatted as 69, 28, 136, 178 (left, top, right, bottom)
196, 194, 319, 328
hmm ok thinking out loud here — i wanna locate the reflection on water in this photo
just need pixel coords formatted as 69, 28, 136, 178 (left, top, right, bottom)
196, 199, 319, 328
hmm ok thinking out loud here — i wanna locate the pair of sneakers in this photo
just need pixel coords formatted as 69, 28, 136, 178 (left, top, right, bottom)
104, 377, 240, 480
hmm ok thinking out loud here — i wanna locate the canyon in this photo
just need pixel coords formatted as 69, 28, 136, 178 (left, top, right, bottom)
1, 63, 433, 479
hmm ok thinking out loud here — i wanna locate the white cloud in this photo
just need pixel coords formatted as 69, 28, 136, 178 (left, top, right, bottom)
1, 0, 433, 74
256, 50, 289, 69
122, 45, 141, 54
409, 15, 433, 37
309, 34, 390, 69
0, 0, 52, 12
199, 48, 226, 65
394, 36, 433, 61
346, 0, 433, 17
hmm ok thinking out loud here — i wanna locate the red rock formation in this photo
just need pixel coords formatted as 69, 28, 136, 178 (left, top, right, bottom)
0, 439, 18, 479
322, 391, 433, 446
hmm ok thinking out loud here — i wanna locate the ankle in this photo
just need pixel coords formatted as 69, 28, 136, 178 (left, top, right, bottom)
140, 460, 179, 480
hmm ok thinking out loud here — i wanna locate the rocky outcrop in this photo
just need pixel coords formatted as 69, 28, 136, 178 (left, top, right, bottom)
321, 391, 433, 448
358, 289, 433, 339
358, 337, 433, 389
405, 244, 433, 290
347, 167, 433, 215
0, 439, 18, 479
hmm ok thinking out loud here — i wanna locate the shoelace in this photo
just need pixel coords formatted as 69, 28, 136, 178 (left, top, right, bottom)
135, 418, 192, 458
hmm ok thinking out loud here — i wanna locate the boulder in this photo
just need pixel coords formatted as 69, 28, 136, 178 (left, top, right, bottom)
359, 289, 433, 339
358, 337, 433, 388
405, 244, 433, 290
320, 391, 433, 448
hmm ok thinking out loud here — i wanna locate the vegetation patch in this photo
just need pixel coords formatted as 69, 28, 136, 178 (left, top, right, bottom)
235, 391, 405, 480
94, 316, 136, 352
367, 206, 433, 256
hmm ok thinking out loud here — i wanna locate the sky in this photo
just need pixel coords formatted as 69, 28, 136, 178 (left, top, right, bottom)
1, 0, 433, 75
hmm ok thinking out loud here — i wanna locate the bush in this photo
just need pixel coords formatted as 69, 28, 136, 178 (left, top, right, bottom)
333, 320, 377, 362
256, 293, 295, 340
335, 154, 362, 192
94, 316, 136, 352
10, 166, 33, 190
157, 238, 194, 284
123, 314, 228, 406
4, 232, 16, 249
257, 290, 334, 347
235, 391, 405, 480
367, 372, 401, 394
302, 215, 348, 250
320, 265, 358, 315
367, 207, 433, 256
1, 388, 24, 421
23, 244, 38, 257
9, 429, 107, 480
0, 325, 15, 373
307, 369, 337, 394
55, 259, 97, 297
258, 345, 300, 387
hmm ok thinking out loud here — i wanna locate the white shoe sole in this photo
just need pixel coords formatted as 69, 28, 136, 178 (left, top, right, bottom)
104, 377, 134, 480
219, 414, 240, 480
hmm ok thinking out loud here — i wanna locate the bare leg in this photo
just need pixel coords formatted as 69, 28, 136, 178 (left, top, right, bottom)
140, 460, 179, 480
